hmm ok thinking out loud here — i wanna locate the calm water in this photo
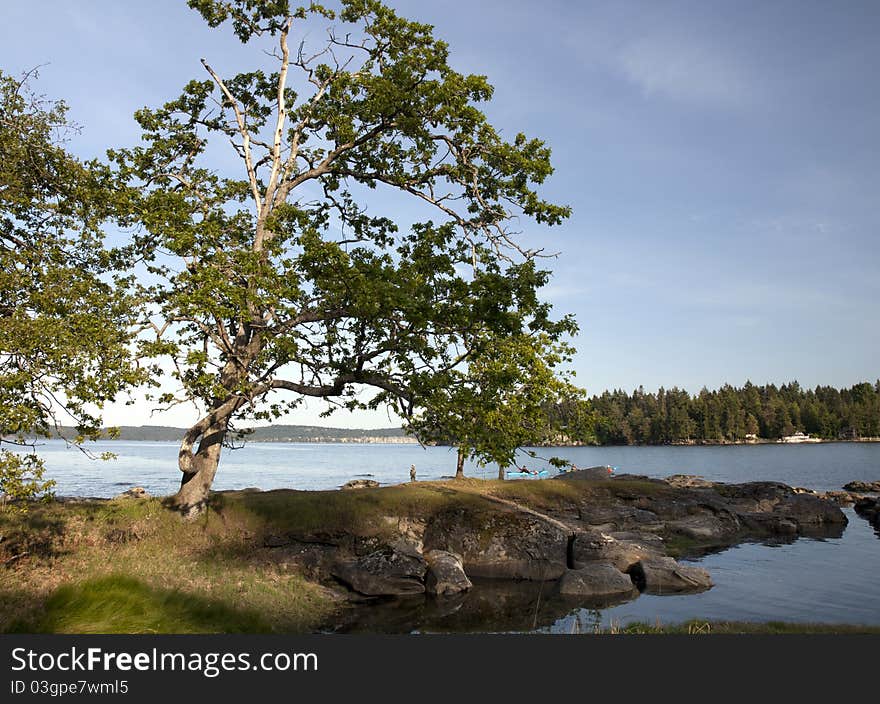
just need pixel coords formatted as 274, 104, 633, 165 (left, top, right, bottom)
22, 440, 880, 630
28, 438, 880, 497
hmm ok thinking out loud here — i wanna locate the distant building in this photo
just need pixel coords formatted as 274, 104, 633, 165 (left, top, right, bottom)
838, 427, 859, 441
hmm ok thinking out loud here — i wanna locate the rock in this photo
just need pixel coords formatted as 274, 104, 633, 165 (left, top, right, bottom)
715, 482, 848, 533
331, 545, 427, 596
382, 516, 426, 553
424, 550, 472, 596
666, 512, 740, 542
776, 493, 849, 528
553, 465, 616, 481
854, 497, 880, 530
736, 512, 798, 535
577, 504, 662, 532
423, 508, 568, 580
342, 479, 380, 490
821, 491, 859, 506
627, 557, 713, 594
665, 475, 715, 489
264, 534, 291, 548
558, 563, 637, 599
571, 532, 662, 572
267, 540, 339, 580
114, 487, 150, 500
793, 486, 818, 495
844, 480, 880, 493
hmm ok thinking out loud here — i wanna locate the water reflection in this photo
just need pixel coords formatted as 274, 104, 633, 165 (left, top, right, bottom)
330, 579, 637, 633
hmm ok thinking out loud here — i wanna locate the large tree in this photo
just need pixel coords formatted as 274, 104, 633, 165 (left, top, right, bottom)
0, 69, 144, 507
115, 0, 575, 513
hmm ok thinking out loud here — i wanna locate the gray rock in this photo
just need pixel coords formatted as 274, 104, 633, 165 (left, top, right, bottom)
331, 545, 427, 596
776, 493, 849, 528
342, 479, 380, 490
553, 465, 616, 480
571, 532, 662, 572
423, 508, 568, 580
424, 550, 472, 596
665, 475, 715, 489
558, 563, 637, 599
627, 557, 713, 594
666, 512, 740, 542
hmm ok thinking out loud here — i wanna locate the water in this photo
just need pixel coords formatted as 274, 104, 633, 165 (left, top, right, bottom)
27, 438, 880, 497
18, 439, 880, 630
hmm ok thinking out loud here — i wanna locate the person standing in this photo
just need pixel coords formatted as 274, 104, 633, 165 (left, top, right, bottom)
410, 464, 417, 482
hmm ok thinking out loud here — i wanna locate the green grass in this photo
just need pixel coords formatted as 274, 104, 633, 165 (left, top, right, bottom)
9, 575, 273, 634
218, 482, 496, 537
0, 496, 335, 634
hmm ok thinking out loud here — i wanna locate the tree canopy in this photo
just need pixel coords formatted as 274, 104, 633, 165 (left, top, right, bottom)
0, 69, 144, 507
107, 0, 576, 511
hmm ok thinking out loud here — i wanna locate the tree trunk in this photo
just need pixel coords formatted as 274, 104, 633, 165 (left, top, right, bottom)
173, 417, 229, 517
498, 465, 506, 480
455, 447, 465, 479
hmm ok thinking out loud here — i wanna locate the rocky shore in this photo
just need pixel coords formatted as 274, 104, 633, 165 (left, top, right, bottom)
247, 471, 857, 613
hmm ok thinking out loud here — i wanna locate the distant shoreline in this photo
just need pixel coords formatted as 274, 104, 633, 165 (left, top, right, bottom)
34, 427, 880, 448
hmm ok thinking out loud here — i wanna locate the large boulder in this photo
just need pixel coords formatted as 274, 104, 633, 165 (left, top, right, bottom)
424, 550, 472, 596
331, 545, 427, 596
571, 531, 662, 572
558, 564, 637, 600
627, 557, 713, 594
423, 507, 568, 580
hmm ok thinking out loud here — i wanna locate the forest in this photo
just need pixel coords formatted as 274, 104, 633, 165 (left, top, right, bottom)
569, 381, 880, 445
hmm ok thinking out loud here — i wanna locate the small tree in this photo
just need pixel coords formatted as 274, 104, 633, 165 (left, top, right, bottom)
407, 334, 583, 479
0, 69, 144, 508
115, 0, 575, 513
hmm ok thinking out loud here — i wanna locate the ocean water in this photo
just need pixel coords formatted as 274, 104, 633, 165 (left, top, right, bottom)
26, 438, 880, 497
17, 439, 880, 630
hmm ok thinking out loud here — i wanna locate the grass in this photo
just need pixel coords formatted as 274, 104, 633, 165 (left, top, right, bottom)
0, 496, 335, 633
600, 620, 880, 635
216, 481, 499, 538
7, 575, 274, 634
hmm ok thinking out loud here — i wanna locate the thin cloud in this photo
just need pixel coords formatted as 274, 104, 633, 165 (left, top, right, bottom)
613, 33, 755, 108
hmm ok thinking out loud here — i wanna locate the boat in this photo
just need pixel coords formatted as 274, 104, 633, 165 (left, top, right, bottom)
781, 432, 822, 444
505, 469, 549, 479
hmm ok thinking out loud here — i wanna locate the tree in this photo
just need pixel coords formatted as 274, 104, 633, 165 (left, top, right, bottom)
406, 334, 582, 480
0, 69, 144, 508
114, 0, 574, 513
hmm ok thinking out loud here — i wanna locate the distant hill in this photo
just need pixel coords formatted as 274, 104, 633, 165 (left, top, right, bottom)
57, 425, 414, 443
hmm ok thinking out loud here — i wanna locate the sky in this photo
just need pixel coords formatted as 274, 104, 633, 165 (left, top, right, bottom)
2, 0, 878, 429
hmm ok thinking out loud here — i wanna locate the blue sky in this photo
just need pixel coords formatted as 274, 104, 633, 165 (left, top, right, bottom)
2, 0, 878, 428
